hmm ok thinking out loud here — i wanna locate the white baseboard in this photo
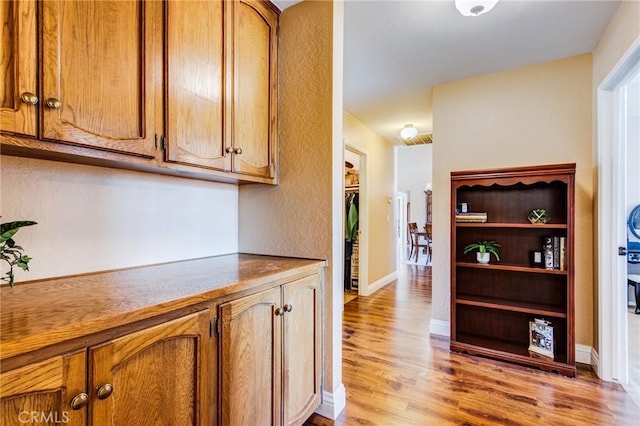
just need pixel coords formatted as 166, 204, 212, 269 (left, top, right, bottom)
575, 344, 592, 365
362, 271, 397, 296
429, 319, 450, 337
315, 384, 346, 420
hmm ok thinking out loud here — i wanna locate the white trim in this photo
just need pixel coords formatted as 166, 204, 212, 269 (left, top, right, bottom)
315, 385, 346, 420
330, 2, 346, 420
361, 271, 397, 296
429, 319, 451, 337
597, 36, 640, 383
575, 344, 593, 365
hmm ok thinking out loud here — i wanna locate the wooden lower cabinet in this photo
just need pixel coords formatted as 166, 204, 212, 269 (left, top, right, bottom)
0, 310, 213, 425
0, 350, 87, 425
219, 274, 321, 426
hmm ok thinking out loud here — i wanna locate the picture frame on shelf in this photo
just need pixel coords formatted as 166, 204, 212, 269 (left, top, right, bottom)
529, 250, 543, 267
528, 318, 554, 360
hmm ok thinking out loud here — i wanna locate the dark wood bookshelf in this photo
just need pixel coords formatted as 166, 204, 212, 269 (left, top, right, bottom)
450, 163, 576, 376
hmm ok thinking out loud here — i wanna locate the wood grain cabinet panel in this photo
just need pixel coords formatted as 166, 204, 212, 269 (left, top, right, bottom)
0, 311, 213, 426
219, 274, 321, 426
165, 0, 228, 171
89, 310, 212, 425
230, 0, 278, 180
0, 351, 87, 426
0, 0, 37, 137
220, 287, 282, 426
40, 0, 158, 157
282, 275, 321, 426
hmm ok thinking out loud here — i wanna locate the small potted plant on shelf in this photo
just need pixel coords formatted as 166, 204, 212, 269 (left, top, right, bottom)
1, 220, 37, 287
463, 240, 501, 264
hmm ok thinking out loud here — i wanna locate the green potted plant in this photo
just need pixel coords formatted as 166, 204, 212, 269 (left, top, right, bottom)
463, 240, 501, 264
1, 220, 37, 287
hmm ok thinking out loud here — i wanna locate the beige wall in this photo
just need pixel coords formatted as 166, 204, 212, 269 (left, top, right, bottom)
343, 111, 397, 285
432, 54, 594, 346
0, 156, 238, 281
238, 0, 343, 403
592, 0, 640, 352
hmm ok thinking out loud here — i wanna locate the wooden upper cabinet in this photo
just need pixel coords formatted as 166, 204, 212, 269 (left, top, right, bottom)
282, 275, 321, 426
164, 0, 229, 171
219, 287, 282, 426
230, 0, 278, 179
89, 310, 212, 425
0, 0, 37, 137
40, 0, 158, 157
0, 351, 87, 426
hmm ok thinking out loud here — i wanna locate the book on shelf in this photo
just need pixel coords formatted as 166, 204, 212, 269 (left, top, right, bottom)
528, 318, 554, 361
455, 212, 487, 223
543, 236, 566, 270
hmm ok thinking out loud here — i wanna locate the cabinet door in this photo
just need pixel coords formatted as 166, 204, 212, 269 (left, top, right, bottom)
282, 275, 321, 425
219, 287, 282, 426
0, 0, 37, 136
0, 350, 87, 425
89, 310, 212, 425
165, 0, 229, 170
231, 0, 277, 179
41, 0, 158, 157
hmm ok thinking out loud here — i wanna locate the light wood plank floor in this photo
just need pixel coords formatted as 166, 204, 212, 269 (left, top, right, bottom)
308, 265, 638, 425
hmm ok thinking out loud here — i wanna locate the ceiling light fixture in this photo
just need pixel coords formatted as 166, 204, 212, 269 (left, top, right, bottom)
455, 0, 499, 17
400, 124, 418, 140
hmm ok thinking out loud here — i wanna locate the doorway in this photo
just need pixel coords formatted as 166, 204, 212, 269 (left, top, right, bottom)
396, 144, 433, 266
597, 39, 640, 405
344, 144, 368, 298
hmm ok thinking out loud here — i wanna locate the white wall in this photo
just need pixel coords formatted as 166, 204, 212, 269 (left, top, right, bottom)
397, 144, 433, 229
1, 156, 238, 282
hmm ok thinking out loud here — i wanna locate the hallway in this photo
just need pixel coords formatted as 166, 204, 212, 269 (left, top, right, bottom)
307, 265, 637, 425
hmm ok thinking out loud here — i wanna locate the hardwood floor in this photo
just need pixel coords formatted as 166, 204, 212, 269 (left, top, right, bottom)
308, 265, 638, 425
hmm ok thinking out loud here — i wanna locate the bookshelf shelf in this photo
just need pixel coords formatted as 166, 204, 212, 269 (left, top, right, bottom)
450, 163, 575, 376
456, 261, 568, 275
456, 222, 568, 229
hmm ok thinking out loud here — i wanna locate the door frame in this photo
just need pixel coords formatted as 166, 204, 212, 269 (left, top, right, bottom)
344, 142, 369, 296
597, 37, 640, 383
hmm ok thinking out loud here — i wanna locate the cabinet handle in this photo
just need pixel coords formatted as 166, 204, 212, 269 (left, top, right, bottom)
20, 92, 39, 105
96, 383, 114, 400
274, 307, 284, 316
284, 304, 293, 313
69, 392, 89, 410
45, 98, 62, 109
225, 146, 234, 154
234, 147, 243, 155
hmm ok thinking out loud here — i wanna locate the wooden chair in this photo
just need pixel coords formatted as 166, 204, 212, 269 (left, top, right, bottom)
424, 223, 433, 263
408, 222, 429, 263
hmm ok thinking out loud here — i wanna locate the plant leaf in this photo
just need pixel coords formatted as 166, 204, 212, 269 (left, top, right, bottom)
0, 221, 37, 243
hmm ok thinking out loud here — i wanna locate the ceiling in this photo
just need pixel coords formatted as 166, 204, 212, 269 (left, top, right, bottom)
273, 0, 621, 144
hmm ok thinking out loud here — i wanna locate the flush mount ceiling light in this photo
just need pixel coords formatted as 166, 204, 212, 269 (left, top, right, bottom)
400, 124, 418, 140
455, 0, 499, 17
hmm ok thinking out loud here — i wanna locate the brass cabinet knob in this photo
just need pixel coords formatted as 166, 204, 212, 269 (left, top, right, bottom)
274, 307, 284, 316
234, 147, 242, 155
284, 304, 293, 313
96, 383, 114, 400
45, 98, 62, 109
69, 392, 89, 410
20, 92, 39, 105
